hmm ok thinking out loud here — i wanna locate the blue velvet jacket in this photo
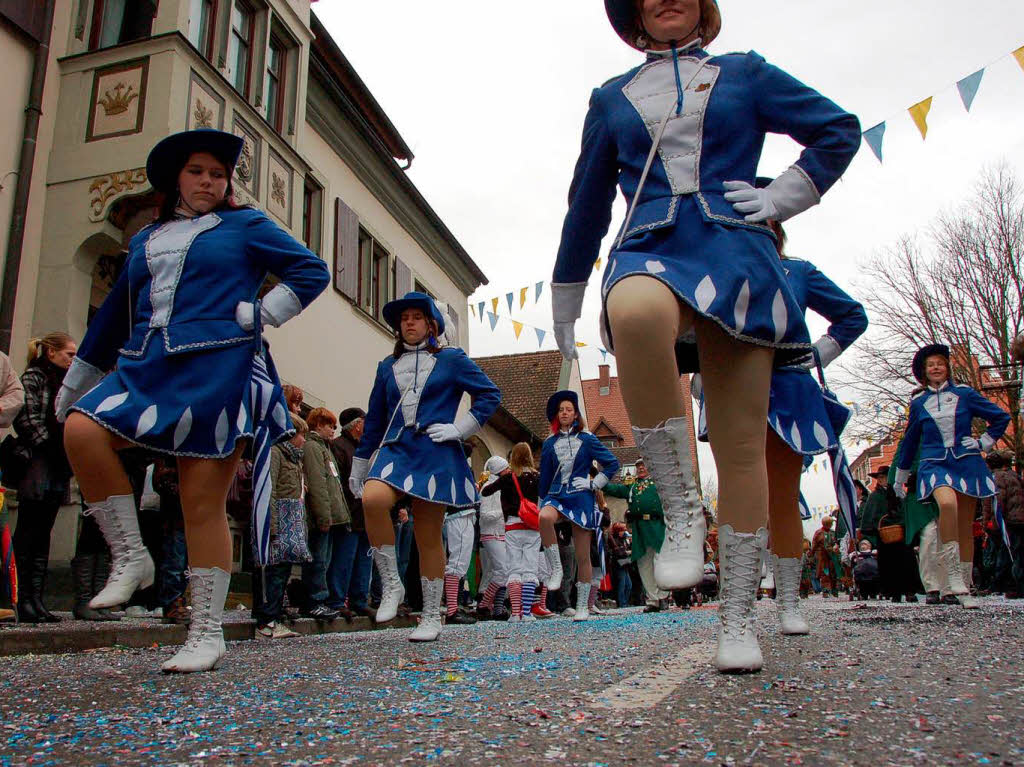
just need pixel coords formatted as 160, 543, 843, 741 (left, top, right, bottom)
77, 207, 329, 370
895, 382, 1010, 469
355, 347, 500, 459
554, 47, 861, 283
782, 257, 867, 353
538, 429, 621, 499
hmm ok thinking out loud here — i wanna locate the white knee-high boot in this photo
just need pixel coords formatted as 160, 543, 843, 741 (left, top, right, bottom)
771, 553, 809, 635
87, 494, 155, 609
715, 525, 768, 673
161, 567, 229, 673
543, 546, 563, 591
939, 541, 977, 609
409, 577, 443, 642
373, 545, 406, 622
631, 417, 706, 589
573, 581, 591, 621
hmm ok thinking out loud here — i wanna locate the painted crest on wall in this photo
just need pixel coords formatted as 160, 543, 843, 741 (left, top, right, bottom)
87, 58, 149, 142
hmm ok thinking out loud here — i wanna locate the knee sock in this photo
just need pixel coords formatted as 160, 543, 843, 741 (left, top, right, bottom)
589, 578, 600, 609
521, 582, 536, 616
494, 586, 507, 613
444, 573, 460, 616
538, 585, 548, 610
508, 581, 523, 617
480, 582, 500, 610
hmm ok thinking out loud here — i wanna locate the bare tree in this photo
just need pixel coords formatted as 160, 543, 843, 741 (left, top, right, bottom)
701, 473, 718, 521
837, 164, 1024, 456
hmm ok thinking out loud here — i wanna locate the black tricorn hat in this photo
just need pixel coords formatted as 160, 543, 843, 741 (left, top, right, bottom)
146, 129, 244, 195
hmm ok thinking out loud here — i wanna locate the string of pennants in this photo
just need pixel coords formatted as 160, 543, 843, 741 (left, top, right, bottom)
861, 44, 1024, 163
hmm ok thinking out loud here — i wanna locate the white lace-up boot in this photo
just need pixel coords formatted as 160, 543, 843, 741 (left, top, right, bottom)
771, 553, 809, 635
87, 494, 155, 609
573, 582, 591, 622
372, 545, 406, 622
939, 541, 977, 609
161, 567, 229, 673
409, 577, 443, 642
632, 417, 706, 590
543, 546, 563, 591
714, 525, 768, 673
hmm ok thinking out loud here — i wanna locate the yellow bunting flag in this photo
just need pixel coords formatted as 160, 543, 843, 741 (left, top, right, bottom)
512, 321, 523, 340
469, 304, 476, 318
1015, 46, 1024, 72
595, 258, 602, 271
576, 341, 586, 347
520, 286, 528, 309
491, 297, 499, 315
908, 97, 932, 139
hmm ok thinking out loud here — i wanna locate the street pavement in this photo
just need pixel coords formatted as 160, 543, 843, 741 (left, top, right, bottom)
2, 596, 1023, 766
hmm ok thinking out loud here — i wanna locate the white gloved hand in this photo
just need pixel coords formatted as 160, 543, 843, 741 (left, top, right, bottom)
235, 301, 257, 331
426, 422, 461, 443
349, 457, 368, 499
796, 336, 843, 371
893, 468, 909, 499
961, 436, 981, 452
54, 357, 106, 422
690, 373, 704, 401
723, 167, 821, 223
979, 433, 995, 452
554, 321, 578, 361
572, 476, 592, 492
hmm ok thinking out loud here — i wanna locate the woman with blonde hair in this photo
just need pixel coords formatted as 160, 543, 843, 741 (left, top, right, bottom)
11, 332, 77, 622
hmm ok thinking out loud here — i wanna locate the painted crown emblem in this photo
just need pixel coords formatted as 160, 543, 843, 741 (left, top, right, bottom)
98, 82, 139, 116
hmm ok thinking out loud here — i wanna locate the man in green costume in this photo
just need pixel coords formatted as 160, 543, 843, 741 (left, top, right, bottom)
858, 465, 891, 548
603, 459, 669, 612
888, 442, 943, 603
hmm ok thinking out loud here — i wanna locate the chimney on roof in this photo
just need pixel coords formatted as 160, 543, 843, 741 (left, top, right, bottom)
599, 364, 610, 396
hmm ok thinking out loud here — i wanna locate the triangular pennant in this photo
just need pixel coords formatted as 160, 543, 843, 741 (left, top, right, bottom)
575, 341, 586, 348
477, 301, 485, 321
506, 292, 514, 313
956, 68, 984, 112
469, 304, 476, 319
519, 286, 528, 309
862, 122, 886, 163
908, 97, 932, 140
1014, 45, 1024, 73
487, 311, 498, 331
512, 320, 523, 340
491, 297, 499, 315
535, 281, 544, 302
600, 348, 607, 362
535, 328, 546, 347
595, 258, 602, 271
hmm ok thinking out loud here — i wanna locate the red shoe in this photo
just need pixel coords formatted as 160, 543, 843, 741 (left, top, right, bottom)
531, 603, 555, 619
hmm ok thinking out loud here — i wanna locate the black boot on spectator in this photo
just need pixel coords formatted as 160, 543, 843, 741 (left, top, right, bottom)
16, 557, 40, 623
72, 553, 109, 621
925, 591, 941, 604
31, 554, 61, 622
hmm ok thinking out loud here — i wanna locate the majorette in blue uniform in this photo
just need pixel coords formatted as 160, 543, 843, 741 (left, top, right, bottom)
538, 390, 620, 531
550, 8, 861, 370
895, 344, 1010, 502
352, 293, 500, 509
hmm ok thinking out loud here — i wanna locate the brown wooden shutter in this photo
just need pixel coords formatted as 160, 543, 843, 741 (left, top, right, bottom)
334, 197, 359, 299
394, 257, 413, 298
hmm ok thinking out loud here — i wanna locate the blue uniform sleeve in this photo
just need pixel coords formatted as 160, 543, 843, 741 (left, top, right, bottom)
245, 211, 330, 307
802, 262, 868, 351
454, 350, 501, 428
749, 53, 861, 196
552, 88, 620, 285
75, 251, 139, 372
538, 439, 555, 500
895, 401, 923, 472
355, 362, 390, 460
965, 387, 1010, 444
586, 432, 620, 479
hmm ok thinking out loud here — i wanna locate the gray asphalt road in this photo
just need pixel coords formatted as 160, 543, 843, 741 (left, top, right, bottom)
2, 597, 1022, 766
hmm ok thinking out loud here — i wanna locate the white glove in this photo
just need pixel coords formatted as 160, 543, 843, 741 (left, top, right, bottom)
235, 301, 257, 331
572, 476, 593, 491
235, 285, 303, 331
54, 357, 105, 422
893, 468, 909, 499
961, 436, 981, 452
554, 321, 578, 361
690, 373, 704, 401
426, 422, 461, 443
349, 457, 368, 499
796, 336, 843, 371
723, 166, 820, 223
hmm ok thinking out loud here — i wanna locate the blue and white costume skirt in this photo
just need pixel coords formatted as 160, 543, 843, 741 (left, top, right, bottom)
917, 455, 997, 501
368, 430, 478, 509
600, 203, 812, 373
541, 487, 602, 531
71, 339, 292, 458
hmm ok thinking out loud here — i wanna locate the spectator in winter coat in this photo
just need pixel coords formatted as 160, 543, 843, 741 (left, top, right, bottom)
981, 450, 1023, 597
329, 407, 374, 617
0, 350, 24, 429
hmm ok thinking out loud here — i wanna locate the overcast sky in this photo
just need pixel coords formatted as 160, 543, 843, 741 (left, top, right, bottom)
318, 1, 1024, 514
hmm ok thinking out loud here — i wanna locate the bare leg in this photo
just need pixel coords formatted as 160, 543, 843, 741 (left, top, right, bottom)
539, 505, 559, 547
362, 480, 401, 548
933, 486, 959, 544
411, 500, 447, 579
956, 493, 976, 566
63, 413, 134, 502
766, 429, 805, 559
606, 276, 693, 428
572, 525, 593, 583
176, 444, 244, 572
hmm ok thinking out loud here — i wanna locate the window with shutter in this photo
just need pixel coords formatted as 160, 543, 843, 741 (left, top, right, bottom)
394, 258, 413, 298
447, 305, 461, 348
333, 197, 359, 299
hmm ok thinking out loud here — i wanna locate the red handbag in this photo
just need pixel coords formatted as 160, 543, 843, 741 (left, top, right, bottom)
511, 472, 540, 531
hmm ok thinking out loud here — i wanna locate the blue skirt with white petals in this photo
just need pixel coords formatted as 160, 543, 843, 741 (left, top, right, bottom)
541, 487, 602, 531
600, 200, 812, 372
917, 455, 996, 501
71, 337, 292, 458
368, 429, 479, 509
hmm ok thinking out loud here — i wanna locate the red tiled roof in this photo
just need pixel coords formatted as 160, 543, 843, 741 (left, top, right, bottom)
475, 351, 565, 441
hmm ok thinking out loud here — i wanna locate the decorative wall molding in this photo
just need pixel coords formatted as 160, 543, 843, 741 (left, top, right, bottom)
86, 57, 149, 142
88, 168, 149, 222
